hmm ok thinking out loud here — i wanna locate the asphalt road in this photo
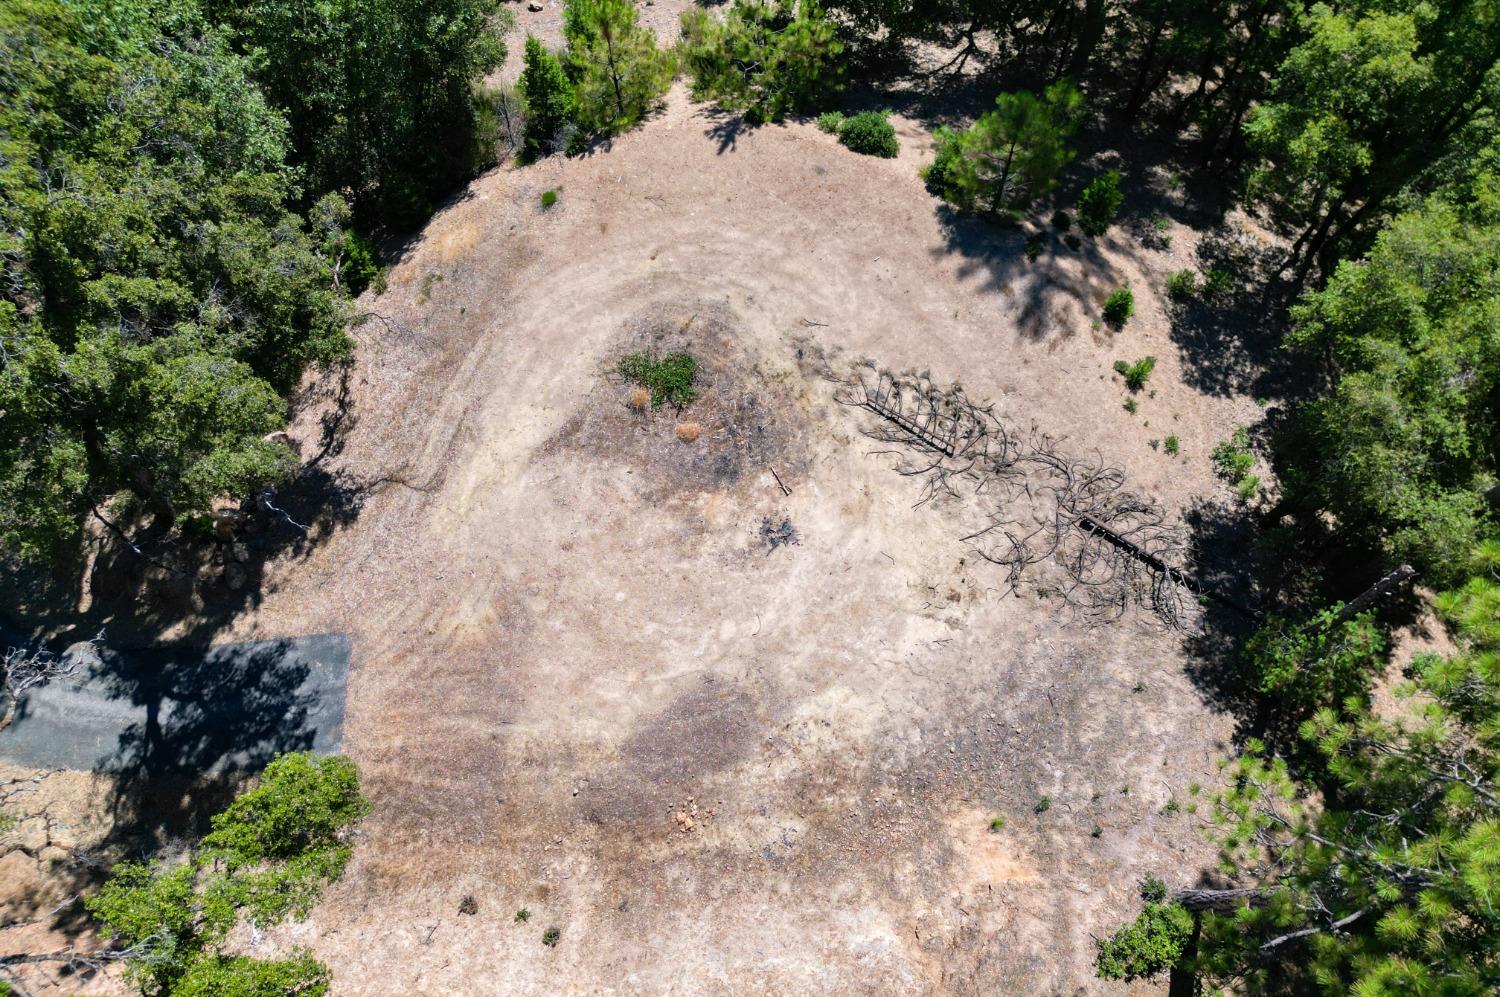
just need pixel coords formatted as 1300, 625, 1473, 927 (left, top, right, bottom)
0, 633, 350, 773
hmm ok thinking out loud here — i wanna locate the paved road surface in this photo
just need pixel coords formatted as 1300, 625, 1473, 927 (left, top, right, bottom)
0, 633, 350, 773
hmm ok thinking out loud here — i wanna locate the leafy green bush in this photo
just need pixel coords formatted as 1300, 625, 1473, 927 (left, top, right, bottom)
1202, 266, 1232, 297
1077, 169, 1124, 236
1095, 878, 1193, 982
680, 0, 844, 122
519, 35, 575, 160
1033, 796, 1051, 814
620, 350, 699, 409
1163, 434, 1180, 456
1166, 269, 1199, 301
1113, 356, 1155, 391
1024, 236, 1044, 260
86, 753, 368, 994
838, 110, 898, 158
541, 189, 558, 207
564, 0, 674, 138
1051, 209, 1072, 230
816, 110, 846, 133
1102, 288, 1135, 327
1212, 427, 1256, 482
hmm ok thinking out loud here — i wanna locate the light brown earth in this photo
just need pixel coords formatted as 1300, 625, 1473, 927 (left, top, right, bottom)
6, 81, 1278, 993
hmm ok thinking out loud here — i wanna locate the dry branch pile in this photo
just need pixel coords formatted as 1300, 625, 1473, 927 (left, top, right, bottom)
832, 361, 1200, 628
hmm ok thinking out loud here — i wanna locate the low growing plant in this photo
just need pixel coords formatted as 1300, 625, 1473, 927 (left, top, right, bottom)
1163, 435, 1180, 456
1102, 287, 1134, 326
837, 109, 898, 158
816, 110, 845, 133
1113, 355, 1155, 391
1095, 877, 1193, 982
1077, 169, 1123, 237
1165, 269, 1198, 301
619, 349, 699, 409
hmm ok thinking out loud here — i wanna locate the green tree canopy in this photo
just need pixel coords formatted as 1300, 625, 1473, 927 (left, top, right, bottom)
562, 0, 674, 138
923, 80, 1084, 215
0, 0, 350, 563
680, 0, 844, 123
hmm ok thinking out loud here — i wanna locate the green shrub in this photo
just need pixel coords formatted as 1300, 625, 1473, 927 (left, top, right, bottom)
1034, 796, 1052, 814
1113, 356, 1155, 391
1095, 878, 1193, 982
619, 350, 699, 408
87, 753, 369, 994
1077, 169, 1123, 236
1166, 269, 1198, 301
1024, 236, 1044, 261
989, 816, 1005, 831
542, 926, 562, 946
1051, 208, 1072, 230
1212, 427, 1255, 483
1202, 266, 1232, 297
519, 35, 575, 160
1163, 434, 1180, 456
922, 126, 963, 196
816, 110, 845, 133
838, 110, 898, 158
1243, 608, 1386, 712
541, 189, 558, 207
1102, 287, 1135, 326
1124, 397, 1138, 414
1236, 474, 1261, 502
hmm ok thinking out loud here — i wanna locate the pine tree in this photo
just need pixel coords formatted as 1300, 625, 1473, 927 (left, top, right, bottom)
562, 0, 674, 138
923, 81, 1083, 215
519, 35, 574, 160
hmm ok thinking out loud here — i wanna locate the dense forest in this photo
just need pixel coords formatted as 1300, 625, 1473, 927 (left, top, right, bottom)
2, 0, 1498, 993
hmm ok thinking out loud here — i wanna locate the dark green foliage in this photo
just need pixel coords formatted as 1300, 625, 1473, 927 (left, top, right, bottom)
837, 110, 898, 158
1102, 287, 1135, 326
1033, 796, 1051, 814
541, 189, 559, 208
816, 110, 845, 133
206, 0, 511, 227
519, 36, 575, 160
1242, 608, 1386, 718
0, 0, 351, 563
515, 907, 532, 922
1278, 198, 1500, 586
563, 0, 674, 138
1163, 434, 1180, 456
1211, 427, 1255, 483
86, 753, 366, 995
680, 1, 844, 123
1050, 209, 1071, 230
1113, 355, 1154, 390
1096, 877, 1193, 982
542, 926, 562, 946
1024, 236, 1044, 261
1165, 269, 1198, 301
922, 81, 1083, 215
1077, 170, 1123, 237
619, 350, 699, 409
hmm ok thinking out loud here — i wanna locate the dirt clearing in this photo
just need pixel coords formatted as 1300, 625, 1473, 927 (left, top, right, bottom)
9, 84, 1261, 993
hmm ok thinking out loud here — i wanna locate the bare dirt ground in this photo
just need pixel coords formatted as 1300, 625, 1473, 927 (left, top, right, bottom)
6, 80, 1277, 993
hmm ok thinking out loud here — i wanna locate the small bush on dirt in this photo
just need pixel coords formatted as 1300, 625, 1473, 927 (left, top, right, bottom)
1202, 266, 1232, 297
541, 189, 558, 207
515, 908, 531, 922
838, 110, 898, 158
989, 816, 1005, 831
1103, 287, 1135, 327
519, 36, 575, 160
1095, 877, 1193, 982
1123, 397, 1138, 414
1024, 236, 1044, 261
1033, 796, 1051, 814
1166, 269, 1198, 301
619, 350, 698, 409
1163, 434, 1180, 456
1114, 355, 1155, 392
1213, 427, 1263, 502
542, 926, 562, 947
816, 110, 845, 133
1051, 208, 1072, 230
1077, 169, 1123, 237
675, 421, 702, 443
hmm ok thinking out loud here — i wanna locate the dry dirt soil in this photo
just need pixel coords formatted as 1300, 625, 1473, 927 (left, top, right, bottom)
7, 79, 1278, 993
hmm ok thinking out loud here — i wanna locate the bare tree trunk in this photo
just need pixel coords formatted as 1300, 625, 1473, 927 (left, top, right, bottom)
1304, 564, 1415, 632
